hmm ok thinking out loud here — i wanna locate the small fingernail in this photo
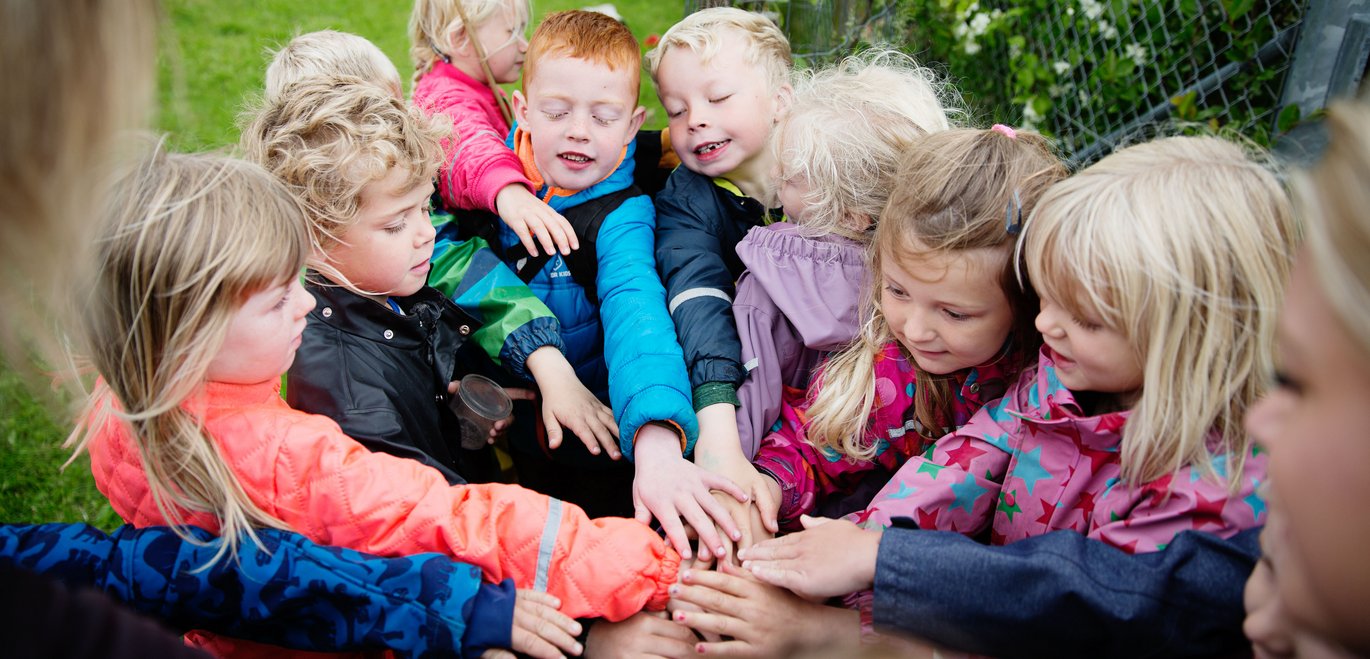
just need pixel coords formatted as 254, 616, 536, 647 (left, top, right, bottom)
731, 530, 742, 541
715, 546, 726, 556
697, 643, 707, 654
573, 642, 583, 655
590, 446, 599, 454
571, 623, 582, 636
668, 584, 679, 596
682, 570, 693, 582
675, 610, 686, 622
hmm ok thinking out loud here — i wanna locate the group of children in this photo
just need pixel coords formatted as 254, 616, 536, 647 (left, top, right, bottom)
58, 0, 1320, 656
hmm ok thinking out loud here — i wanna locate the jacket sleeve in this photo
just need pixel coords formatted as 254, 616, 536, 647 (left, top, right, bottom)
596, 195, 699, 458
733, 270, 788, 459
654, 177, 746, 405
0, 522, 511, 656
872, 525, 1259, 658
1089, 448, 1269, 553
429, 234, 564, 380
256, 412, 681, 622
852, 390, 1021, 534
414, 78, 530, 213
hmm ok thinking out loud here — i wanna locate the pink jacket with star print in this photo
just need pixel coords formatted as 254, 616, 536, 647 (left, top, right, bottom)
753, 341, 1019, 531
851, 349, 1268, 553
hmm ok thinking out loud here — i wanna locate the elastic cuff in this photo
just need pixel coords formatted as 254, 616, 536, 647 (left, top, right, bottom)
692, 382, 740, 411
502, 317, 566, 381
632, 420, 688, 456
462, 578, 516, 657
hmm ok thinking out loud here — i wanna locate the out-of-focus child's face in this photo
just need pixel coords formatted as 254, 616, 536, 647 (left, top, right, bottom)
513, 55, 645, 191
468, 0, 528, 84
655, 30, 785, 181
1033, 292, 1143, 405
879, 242, 1015, 375
327, 166, 437, 303
207, 277, 315, 385
1244, 252, 1370, 655
1244, 510, 1360, 659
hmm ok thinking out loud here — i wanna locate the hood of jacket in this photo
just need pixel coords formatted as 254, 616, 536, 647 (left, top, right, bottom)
736, 223, 867, 352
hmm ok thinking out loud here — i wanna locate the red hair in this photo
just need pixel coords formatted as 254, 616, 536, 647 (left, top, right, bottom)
524, 10, 640, 93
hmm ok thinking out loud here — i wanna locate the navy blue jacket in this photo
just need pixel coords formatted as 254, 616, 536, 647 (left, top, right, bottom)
873, 525, 1260, 658
0, 523, 513, 657
654, 166, 778, 410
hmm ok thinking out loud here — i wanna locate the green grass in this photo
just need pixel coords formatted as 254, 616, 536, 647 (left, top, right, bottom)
0, 0, 679, 528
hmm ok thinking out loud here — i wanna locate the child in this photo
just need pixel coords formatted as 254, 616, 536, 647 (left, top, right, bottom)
645, 8, 794, 533
265, 30, 404, 102
494, 10, 746, 553
854, 135, 1288, 551
1243, 101, 1370, 656
410, 0, 576, 257
752, 126, 1063, 532
74, 147, 680, 656
703, 50, 957, 541
242, 76, 615, 485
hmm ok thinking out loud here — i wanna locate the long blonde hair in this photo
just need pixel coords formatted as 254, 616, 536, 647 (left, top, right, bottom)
240, 76, 448, 289
1022, 136, 1295, 488
66, 147, 308, 562
408, 0, 529, 81
0, 0, 156, 378
805, 128, 1065, 460
776, 48, 960, 240
1299, 102, 1370, 360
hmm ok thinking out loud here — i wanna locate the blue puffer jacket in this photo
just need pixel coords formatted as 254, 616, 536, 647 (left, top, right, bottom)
499, 130, 697, 458
0, 523, 514, 657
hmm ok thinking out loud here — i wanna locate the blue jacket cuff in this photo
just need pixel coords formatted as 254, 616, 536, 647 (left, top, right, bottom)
462, 578, 516, 657
502, 317, 566, 382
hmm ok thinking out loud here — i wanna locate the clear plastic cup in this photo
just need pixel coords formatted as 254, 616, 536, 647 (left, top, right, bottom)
450, 374, 512, 450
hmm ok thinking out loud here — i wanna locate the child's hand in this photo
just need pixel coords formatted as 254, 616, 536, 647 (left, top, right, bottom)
632, 425, 748, 561
526, 346, 619, 457
481, 590, 583, 659
691, 404, 781, 562
495, 183, 578, 257
583, 612, 696, 659
669, 562, 846, 655
737, 515, 882, 601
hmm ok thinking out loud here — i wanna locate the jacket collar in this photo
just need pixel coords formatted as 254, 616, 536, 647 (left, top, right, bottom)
303, 275, 451, 350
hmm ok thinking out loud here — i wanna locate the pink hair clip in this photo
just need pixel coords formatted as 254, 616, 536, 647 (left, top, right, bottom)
991, 124, 1017, 139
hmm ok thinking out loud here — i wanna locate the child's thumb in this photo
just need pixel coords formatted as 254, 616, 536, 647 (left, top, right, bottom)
799, 514, 831, 530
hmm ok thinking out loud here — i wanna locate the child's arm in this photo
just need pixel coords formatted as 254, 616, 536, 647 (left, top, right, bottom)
494, 183, 578, 258
524, 346, 618, 457
737, 515, 883, 601
582, 611, 696, 659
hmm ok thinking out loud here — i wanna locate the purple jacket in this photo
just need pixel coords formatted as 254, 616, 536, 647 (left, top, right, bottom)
851, 349, 1268, 553
733, 224, 867, 457
753, 341, 1015, 531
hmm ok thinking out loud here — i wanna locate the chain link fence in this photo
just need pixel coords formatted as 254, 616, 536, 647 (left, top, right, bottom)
682, 0, 1313, 166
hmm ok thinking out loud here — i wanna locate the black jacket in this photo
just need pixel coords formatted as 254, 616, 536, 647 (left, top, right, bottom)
653, 166, 778, 405
286, 277, 494, 484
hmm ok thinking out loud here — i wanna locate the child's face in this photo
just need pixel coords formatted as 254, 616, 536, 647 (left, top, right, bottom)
1244, 510, 1359, 659
1244, 253, 1370, 654
462, 0, 528, 84
655, 31, 787, 181
879, 244, 1015, 375
1034, 294, 1142, 402
326, 167, 437, 303
513, 55, 645, 191
207, 277, 315, 385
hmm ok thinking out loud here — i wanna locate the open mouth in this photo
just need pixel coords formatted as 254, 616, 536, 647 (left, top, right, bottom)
694, 140, 729, 157
559, 152, 593, 167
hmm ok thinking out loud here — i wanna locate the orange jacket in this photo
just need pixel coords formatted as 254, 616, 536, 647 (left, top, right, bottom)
88, 380, 679, 626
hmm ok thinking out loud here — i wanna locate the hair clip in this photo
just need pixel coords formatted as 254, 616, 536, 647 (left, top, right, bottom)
991, 124, 1017, 139
1005, 189, 1023, 235
428, 39, 452, 64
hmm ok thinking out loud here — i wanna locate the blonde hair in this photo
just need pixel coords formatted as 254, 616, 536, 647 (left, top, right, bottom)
1299, 102, 1370, 360
806, 128, 1066, 460
67, 147, 307, 562
240, 76, 448, 286
1022, 135, 1294, 489
265, 30, 403, 103
645, 7, 792, 93
409, 0, 529, 80
523, 10, 642, 95
776, 48, 960, 240
0, 0, 156, 375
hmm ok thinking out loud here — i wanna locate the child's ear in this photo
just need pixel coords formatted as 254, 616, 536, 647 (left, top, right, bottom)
625, 106, 647, 145
444, 22, 470, 56
773, 83, 795, 124
511, 90, 530, 129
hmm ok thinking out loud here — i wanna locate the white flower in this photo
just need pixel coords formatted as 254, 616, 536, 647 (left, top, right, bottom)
953, 22, 968, 39
1048, 84, 1065, 98
965, 40, 982, 55
1099, 20, 1118, 40
1023, 101, 1043, 126
1124, 43, 1148, 67
1009, 41, 1023, 58
1054, 60, 1070, 76
1080, 0, 1104, 20
969, 12, 991, 36
1078, 89, 1090, 104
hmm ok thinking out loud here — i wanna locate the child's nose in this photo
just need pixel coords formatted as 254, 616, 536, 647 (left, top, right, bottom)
1034, 303, 1064, 337
904, 309, 936, 342
416, 217, 436, 245
686, 106, 709, 129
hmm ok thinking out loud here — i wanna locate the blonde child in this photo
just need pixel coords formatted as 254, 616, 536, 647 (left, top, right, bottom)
241, 77, 615, 484
410, 0, 577, 257
74, 146, 680, 657
645, 6, 794, 553
265, 30, 404, 102
701, 50, 957, 544
493, 10, 747, 552
743, 126, 1062, 534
